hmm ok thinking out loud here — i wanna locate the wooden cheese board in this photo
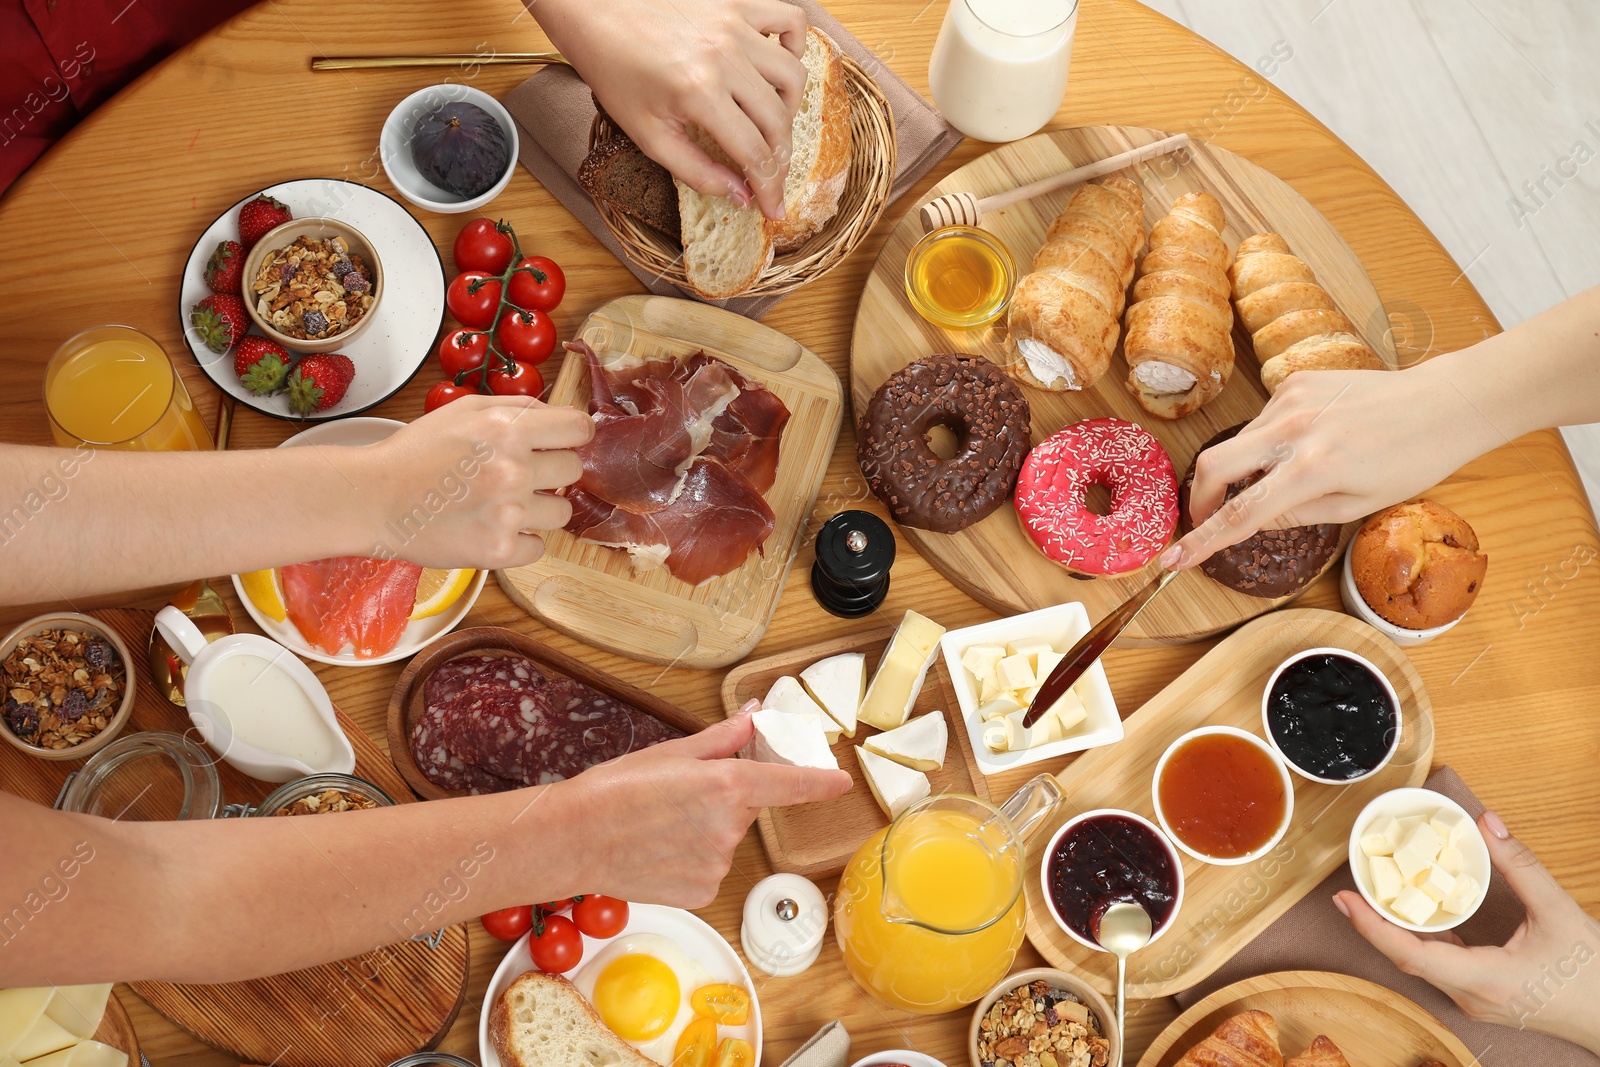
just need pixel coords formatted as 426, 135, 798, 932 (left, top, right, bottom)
850, 125, 1402, 644
1022, 608, 1433, 999
1137, 971, 1475, 1067
0, 608, 470, 1067
498, 294, 844, 669
94, 989, 142, 1065
720, 626, 988, 880
386, 624, 705, 801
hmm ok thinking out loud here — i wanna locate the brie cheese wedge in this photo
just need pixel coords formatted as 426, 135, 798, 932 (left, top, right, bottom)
862, 711, 948, 772
761, 675, 840, 742
858, 611, 946, 730
799, 652, 864, 738
747, 708, 839, 771
856, 745, 930, 820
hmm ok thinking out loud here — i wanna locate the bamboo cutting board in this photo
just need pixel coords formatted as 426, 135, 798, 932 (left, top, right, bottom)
0, 609, 469, 1067
498, 295, 843, 669
1022, 609, 1433, 999
850, 126, 1402, 644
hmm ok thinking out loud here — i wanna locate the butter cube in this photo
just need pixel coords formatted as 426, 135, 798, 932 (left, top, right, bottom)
1369, 855, 1404, 903
1046, 689, 1089, 735
996, 653, 1035, 691
1005, 642, 1053, 673
1442, 874, 1481, 915
1019, 684, 1041, 705
1034, 649, 1065, 685
978, 672, 1005, 705
1429, 809, 1469, 847
1393, 822, 1444, 882
1390, 885, 1440, 926
1396, 815, 1424, 834
961, 644, 1006, 686
1416, 863, 1457, 903
978, 694, 1024, 722
1436, 844, 1466, 877
1359, 815, 1403, 857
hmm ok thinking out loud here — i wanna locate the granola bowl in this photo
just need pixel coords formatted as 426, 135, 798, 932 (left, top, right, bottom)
241, 216, 384, 355
0, 612, 136, 763
968, 968, 1120, 1067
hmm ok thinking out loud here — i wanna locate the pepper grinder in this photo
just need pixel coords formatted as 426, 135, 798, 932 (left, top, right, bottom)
811, 511, 895, 619
741, 873, 828, 977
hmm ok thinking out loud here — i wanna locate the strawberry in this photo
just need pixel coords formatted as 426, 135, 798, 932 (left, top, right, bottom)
238, 194, 293, 251
286, 354, 355, 416
233, 336, 291, 395
204, 239, 245, 293
190, 293, 249, 353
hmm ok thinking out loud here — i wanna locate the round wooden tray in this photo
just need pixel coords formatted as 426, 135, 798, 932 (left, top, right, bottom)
94, 989, 142, 1064
1137, 970, 1475, 1067
849, 125, 1402, 645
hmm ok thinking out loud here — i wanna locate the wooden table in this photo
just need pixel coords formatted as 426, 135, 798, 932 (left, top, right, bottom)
2, 0, 1597, 1063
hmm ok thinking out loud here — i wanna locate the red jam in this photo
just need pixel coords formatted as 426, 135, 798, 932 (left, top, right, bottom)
1046, 814, 1179, 943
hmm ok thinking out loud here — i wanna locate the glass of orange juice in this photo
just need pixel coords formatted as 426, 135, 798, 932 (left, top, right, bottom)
45, 326, 213, 451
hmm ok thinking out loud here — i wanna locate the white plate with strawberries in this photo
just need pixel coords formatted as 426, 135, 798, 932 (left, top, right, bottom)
179, 178, 446, 421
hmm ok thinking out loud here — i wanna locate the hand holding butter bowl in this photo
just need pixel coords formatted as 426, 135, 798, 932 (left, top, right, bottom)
6, 0, 1600, 1066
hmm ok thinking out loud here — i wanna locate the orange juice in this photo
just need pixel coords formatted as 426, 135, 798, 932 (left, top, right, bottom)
45, 326, 212, 450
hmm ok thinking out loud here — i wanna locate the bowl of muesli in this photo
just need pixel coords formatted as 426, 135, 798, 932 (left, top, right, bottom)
242, 216, 384, 354
968, 969, 1118, 1067
0, 613, 135, 762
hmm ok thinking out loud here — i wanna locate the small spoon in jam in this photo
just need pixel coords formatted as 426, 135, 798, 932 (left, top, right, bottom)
1096, 901, 1152, 1065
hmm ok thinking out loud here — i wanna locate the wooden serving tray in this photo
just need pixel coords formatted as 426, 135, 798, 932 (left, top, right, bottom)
0, 609, 470, 1067
1022, 608, 1433, 998
498, 295, 844, 669
1137, 970, 1474, 1067
94, 989, 141, 1065
387, 624, 705, 801
720, 626, 988, 880
850, 126, 1402, 644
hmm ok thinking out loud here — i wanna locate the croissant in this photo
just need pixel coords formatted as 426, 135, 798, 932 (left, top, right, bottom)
1176, 1010, 1284, 1067
1229, 232, 1386, 393
1123, 191, 1235, 419
1285, 1036, 1351, 1067
1003, 176, 1145, 392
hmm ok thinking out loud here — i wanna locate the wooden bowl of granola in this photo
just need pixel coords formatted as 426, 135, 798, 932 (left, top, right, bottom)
969, 968, 1120, 1067
0, 612, 136, 762
242, 216, 384, 355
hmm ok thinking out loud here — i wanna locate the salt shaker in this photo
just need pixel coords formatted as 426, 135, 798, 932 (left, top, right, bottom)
741, 873, 828, 977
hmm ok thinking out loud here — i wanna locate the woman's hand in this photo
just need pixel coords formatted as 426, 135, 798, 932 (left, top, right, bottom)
1334, 811, 1600, 1055
534, 0, 807, 219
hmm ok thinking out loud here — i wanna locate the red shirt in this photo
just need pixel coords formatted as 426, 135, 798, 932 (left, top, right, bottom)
1, 0, 251, 194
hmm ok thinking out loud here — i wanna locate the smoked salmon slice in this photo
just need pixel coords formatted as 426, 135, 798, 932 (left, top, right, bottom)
281, 556, 423, 658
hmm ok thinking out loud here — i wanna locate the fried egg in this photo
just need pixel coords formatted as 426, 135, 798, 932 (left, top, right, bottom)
572, 932, 714, 1064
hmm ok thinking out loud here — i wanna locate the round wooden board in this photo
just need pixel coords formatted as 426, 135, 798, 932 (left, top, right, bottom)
94, 989, 142, 1065
850, 126, 1401, 644
1136, 970, 1475, 1067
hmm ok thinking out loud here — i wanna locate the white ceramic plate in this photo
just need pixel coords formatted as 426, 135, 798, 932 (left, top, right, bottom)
230, 417, 487, 666
178, 178, 445, 421
479, 903, 762, 1067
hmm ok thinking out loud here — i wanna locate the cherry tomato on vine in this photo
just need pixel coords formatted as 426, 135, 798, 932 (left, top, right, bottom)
447, 271, 503, 329
453, 218, 515, 275
538, 898, 575, 913
437, 327, 490, 385
479, 905, 534, 941
424, 380, 476, 412
496, 307, 557, 365
506, 256, 566, 313
528, 913, 583, 973
572, 895, 628, 939
487, 359, 544, 397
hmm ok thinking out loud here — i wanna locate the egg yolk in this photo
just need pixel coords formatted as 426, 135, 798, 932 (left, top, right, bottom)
591, 954, 681, 1041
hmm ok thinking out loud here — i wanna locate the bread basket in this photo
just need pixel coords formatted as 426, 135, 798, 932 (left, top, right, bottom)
587, 54, 896, 298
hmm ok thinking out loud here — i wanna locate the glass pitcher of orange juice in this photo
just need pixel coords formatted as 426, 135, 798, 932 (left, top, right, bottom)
833, 778, 1062, 1014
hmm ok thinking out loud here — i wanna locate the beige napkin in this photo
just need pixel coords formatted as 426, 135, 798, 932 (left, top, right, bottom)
500, 0, 963, 320
780, 1021, 852, 1067
1173, 767, 1600, 1067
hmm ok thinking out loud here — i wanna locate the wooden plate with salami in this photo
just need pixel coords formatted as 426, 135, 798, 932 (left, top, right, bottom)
387, 624, 705, 801
850, 125, 1404, 644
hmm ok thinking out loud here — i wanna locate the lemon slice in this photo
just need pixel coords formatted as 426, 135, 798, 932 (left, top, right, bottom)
239, 568, 287, 623
411, 568, 476, 619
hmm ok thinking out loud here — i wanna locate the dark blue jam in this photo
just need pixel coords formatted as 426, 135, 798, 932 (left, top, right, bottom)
1046, 814, 1179, 943
1266, 653, 1398, 781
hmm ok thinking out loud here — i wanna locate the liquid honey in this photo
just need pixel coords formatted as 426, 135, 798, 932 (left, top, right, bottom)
905, 226, 1014, 329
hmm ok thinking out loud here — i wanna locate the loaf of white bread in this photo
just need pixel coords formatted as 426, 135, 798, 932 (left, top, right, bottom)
676, 26, 852, 298
1229, 232, 1386, 392
1003, 177, 1145, 392
491, 971, 656, 1067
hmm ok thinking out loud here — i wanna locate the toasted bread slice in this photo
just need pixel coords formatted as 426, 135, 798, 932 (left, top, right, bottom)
490, 970, 656, 1067
768, 27, 853, 252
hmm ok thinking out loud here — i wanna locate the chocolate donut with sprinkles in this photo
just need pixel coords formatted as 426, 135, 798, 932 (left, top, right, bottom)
1015, 417, 1179, 575
857, 353, 1032, 534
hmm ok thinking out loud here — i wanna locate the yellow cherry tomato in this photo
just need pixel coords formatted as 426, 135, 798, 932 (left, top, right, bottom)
690, 983, 751, 1025
672, 1017, 719, 1067
713, 1038, 755, 1067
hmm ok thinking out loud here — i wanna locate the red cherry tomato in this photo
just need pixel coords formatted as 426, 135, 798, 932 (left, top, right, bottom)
506, 256, 566, 313
496, 308, 557, 365
572, 895, 628, 939
487, 359, 544, 397
447, 271, 503, 329
424, 380, 476, 412
480, 905, 534, 941
453, 218, 515, 275
538, 898, 575, 913
528, 913, 583, 973
437, 327, 490, 386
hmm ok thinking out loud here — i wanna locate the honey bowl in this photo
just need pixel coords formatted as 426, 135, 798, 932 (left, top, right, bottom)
1152, 725, 1294, 866
903, 224, 1016, 330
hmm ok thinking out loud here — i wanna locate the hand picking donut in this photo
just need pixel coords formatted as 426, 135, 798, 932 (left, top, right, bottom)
1014, 417, 1178, 576
858, 353, 1032, 533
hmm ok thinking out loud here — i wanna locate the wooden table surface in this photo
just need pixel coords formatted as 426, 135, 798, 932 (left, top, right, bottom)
2, 0, 1597, 1064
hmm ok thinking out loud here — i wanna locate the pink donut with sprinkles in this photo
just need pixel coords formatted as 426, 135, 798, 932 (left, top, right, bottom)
1015, 417, 1179, 575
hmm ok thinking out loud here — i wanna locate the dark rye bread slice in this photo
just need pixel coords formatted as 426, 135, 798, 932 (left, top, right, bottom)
578, 135, 680, 236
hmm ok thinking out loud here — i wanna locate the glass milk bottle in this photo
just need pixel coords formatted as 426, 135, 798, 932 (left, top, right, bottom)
928, 0, 1080, 142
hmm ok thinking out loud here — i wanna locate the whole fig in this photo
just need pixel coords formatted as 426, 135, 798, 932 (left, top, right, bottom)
411, 101, 511, 198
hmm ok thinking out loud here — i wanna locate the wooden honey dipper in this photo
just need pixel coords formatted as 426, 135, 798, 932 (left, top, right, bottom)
919, 133, 1192, 233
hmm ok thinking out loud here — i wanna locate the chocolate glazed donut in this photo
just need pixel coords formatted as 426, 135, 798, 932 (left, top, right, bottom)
1179, 422, 1341, 598
857, 353, 1032, 533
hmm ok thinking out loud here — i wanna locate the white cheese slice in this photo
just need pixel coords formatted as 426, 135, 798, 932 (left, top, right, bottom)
798, 653, 865, 738
746, 708, 839, 771
856, 745, 930, 820
862, 712, 948, 772
21, 1041, 128, 1067
1442, 874, 1481, 915
1390, 884, 1439, 926
0, 989, 52, 1059
1369, 854, 1404, 903
8, 1016, 76, 1063
1393, 822, 1443, 882
859, 611, 946, 730
45, 987, 111, 1041
996, 652, 1035, 691
1359, 814, 1403, 856
960, 644, 1006, 686
761, 676, 840, 742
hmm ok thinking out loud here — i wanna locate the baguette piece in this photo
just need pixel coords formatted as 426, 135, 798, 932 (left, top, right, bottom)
768, 27, 853, 252
490, 970, 656, 1067
675, 127, 775, 299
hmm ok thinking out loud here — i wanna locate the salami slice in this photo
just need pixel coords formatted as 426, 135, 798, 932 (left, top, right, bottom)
423, 652, 544, 709
409, 702, 519, 795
